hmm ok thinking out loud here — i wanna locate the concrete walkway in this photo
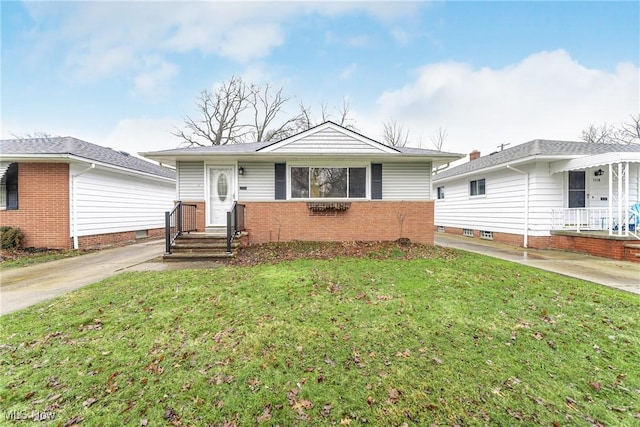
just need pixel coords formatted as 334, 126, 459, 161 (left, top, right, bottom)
435, 233, 640, 295
0, 240, 171, 316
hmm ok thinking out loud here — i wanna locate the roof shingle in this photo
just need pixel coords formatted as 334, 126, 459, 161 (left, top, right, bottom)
0, 137, 175, 179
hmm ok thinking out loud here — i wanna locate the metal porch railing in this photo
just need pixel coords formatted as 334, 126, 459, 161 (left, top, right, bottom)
165, 201, 197, 254
226, 202, 245, 254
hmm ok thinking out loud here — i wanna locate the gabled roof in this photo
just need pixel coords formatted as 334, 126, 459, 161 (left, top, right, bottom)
142, 121, 463, 165
434, 139, 640, 181
0, 136, 175, 180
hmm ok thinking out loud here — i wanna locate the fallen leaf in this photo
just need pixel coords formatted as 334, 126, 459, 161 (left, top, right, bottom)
388, 388, 400, 404
257, 404, 272, 423
24, 391, 36, 400
321, 403, 332, 417
588, 381, 602, 391
83, 397, 98, 407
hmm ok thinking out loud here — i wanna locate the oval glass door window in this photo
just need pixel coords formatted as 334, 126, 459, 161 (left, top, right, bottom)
217, 174, 228, 202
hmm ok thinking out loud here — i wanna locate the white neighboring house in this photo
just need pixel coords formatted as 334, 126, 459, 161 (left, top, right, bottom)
0, 137, 176, 249
433, 140, 640, 261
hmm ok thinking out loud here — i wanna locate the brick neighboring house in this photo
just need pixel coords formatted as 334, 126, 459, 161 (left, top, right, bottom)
142, 121, 463, 246
0, 137, 176, 249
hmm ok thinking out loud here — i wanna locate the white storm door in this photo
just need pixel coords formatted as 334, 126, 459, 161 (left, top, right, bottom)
208, 166, 235, 226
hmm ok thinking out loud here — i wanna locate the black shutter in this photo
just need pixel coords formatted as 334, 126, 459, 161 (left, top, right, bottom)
6, 163, 18, 210
275, 163, 286, 200
371, 163, 382, 200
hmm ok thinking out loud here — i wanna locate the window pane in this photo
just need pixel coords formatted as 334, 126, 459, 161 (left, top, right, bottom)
311, 168, 347, 198
349, 168, 366, 198
478, 179, 485, 195
437, 186, 444, 199
470, 181, 477, 196
291, 167, 309, 198
568, 171, 585, 190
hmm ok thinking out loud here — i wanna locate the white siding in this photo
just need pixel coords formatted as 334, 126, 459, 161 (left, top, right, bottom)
435, 165, 533, 235
274, 128, 386, 154
71, 166, 175, 236
382, 163, 432, 200
177, 161, 204, 200
238, 162, 274, 201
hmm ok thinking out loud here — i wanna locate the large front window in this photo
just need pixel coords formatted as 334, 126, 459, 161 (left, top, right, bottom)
291, 167, 366, 199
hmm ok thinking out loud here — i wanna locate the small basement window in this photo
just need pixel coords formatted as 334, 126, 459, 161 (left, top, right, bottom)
437, 226, 445, 232
135, 230, 148, 239
480, 230, 493, 240
463, 228, 474, 237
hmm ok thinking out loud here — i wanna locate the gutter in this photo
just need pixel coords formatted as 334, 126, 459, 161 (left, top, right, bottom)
506, 165, 530, 248
71, 163, 95, 249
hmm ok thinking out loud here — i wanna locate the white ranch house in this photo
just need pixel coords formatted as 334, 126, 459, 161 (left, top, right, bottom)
433, 140, 640, 261
143, 121, 463, 257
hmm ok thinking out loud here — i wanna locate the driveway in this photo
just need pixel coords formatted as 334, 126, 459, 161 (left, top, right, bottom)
435, 233, 640, 295
0, 240, 171, 316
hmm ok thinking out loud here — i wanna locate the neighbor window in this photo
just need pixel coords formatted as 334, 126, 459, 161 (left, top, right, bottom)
291, 167, 366, 199
470, 178, 485, 196
0, 163, 18, 210
437, 186, 445, 199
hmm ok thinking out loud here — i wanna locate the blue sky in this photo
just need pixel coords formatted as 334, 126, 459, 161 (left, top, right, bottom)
1, 1, 638, 158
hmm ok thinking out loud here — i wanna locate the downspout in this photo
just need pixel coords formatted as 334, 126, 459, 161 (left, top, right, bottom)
507, 165, 530, 248
71, 163, 95, 249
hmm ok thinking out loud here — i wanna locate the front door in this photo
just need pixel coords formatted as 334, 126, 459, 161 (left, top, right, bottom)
208, 166, 234, 226
568, 170, 586, 208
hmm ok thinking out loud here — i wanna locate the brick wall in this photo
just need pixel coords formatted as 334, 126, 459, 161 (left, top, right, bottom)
242, 201, 434, 245
76, 227, 165, 250
549, 234, 630, 261
0, 163, 71, 249
438, 227, 636, 262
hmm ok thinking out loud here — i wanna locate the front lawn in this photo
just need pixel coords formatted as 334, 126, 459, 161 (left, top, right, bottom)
1, 246, 638, 425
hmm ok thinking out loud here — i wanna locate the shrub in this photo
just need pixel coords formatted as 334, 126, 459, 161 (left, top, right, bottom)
0, 226, 24, 249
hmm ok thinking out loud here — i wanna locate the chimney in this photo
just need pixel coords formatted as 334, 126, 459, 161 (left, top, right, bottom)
469, 150, 481, 161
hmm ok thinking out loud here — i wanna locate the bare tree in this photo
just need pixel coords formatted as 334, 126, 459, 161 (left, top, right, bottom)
174, 76, 358, 146
10, 131, 55, 139
580, 114, 640, 145
382, 119, 409, 147
617, 114, 640, 144
173, 76, 251, 146
249, 83, 302, 142
430, 127, 447, 151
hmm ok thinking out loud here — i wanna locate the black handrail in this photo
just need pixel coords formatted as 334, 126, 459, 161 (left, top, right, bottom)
165, 201, 197, 254
226, 202, 245, 254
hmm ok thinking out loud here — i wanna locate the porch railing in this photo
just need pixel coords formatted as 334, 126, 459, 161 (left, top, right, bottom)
165, 201, 197, 254
226, 202, 245, 254
551, 207, 640, 239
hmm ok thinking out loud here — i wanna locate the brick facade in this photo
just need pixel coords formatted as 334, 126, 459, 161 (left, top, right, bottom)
241, 201, 434, 245
0, 163, 71, 249
438, 227, 638, 262
76, 228, 165, 250
1, 162, 169, 250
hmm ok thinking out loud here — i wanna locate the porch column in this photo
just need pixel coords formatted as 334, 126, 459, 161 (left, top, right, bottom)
608, 164, 613, 236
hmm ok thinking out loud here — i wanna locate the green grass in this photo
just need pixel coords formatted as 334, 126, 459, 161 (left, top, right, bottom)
0, 249, 86, 271
1, 249, 639, 426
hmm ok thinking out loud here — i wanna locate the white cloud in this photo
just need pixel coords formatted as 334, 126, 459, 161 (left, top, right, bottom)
340, 63, 358, 80
102, 117, 183, 157
133, 57, 179, 97
372, 50, 640, 155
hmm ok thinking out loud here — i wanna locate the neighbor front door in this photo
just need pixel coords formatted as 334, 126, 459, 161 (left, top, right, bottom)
208, 166, 234, 226
568, 170, 586, 208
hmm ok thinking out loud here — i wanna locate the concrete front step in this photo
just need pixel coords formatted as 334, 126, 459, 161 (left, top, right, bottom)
163, 252, 235, 261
